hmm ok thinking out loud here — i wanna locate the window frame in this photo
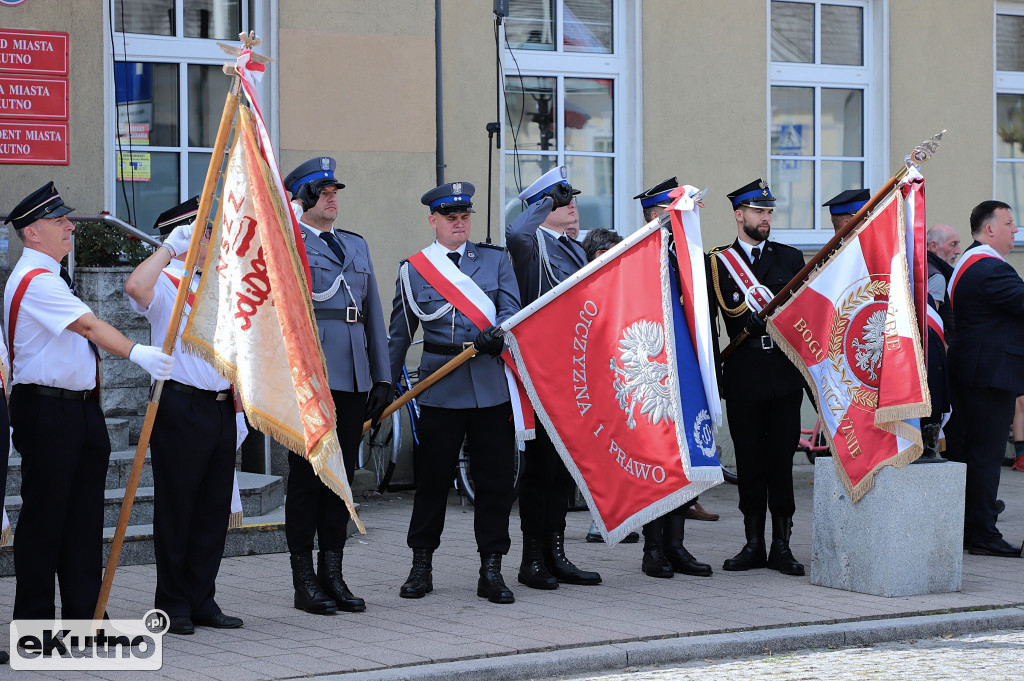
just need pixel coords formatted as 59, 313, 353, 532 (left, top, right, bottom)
500, 0, 642, 238
767, 0, 888, 248
994, 2, 1024, 243
104, 0, 273, 231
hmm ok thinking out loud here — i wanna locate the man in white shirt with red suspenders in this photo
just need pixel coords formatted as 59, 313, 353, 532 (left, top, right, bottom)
3, 181, 173, 623
125, 196, 242, 635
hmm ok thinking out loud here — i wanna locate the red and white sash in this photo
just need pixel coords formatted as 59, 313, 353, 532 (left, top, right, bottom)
407, 243, 534, 439
947, 244, 1002, 307
926, 304, 944, 347
714, 246, 773, 312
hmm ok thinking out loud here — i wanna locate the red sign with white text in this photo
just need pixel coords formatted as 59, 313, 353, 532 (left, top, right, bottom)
0, 30, 69, 76
0, 76, 68, 119
0, 121, 69, 164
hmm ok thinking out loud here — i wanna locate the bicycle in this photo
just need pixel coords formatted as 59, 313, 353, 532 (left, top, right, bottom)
796, 417, 830, 461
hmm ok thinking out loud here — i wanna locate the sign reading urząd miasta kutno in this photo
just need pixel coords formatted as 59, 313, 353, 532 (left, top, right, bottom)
0, 28, 69, 165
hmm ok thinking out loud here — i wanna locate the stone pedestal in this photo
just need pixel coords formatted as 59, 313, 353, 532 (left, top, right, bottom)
811, 458, 965, 597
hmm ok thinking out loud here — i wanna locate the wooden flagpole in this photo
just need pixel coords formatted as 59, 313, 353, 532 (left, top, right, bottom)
719, 130, 946, 362
91, 35, 265, 623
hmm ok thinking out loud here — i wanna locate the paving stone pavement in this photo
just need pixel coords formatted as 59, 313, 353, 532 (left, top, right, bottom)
2, 461, 1024, 680
561, 629, 1024, 681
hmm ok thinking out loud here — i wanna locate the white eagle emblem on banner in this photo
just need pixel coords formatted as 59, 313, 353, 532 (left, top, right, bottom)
610, 320, 674, 429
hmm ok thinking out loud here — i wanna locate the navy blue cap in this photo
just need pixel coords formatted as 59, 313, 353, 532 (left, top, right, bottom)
633, 177, 678, 209
4, 181, 74, 230
421, 181, 476, 214
518, 166, 581, 206
283, 156, 346, 195
823, 188, 871, 216
727, 178, 775, 209
154, 195, 200, 235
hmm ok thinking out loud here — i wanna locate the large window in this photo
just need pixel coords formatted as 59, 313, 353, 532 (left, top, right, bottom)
769, 0, 872, 234
110, 1, 264, 233
503, 0, 638, 235
996, 6, 1024, 225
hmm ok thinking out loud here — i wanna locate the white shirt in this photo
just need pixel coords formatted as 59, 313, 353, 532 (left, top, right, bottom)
4, 248, 96, 390
129, 266, 229, 391
736, 238, 763, 263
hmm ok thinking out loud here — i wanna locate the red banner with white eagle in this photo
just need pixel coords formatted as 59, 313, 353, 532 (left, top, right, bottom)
180, 101, 362, 531
500, 217, 722, 543
767, 185, 931, 502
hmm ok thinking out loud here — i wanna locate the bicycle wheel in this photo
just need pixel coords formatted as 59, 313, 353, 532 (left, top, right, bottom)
358, 410, 401, 492
721, 463, 739, 485
456, 438, 522, 506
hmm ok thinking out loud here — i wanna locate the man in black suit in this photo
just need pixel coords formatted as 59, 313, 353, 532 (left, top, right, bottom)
709, 178, 806, 577
947, 200, 1024, 557
506, 165, 602, 590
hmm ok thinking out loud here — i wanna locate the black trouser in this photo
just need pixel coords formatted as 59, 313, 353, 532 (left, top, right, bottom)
726, 390, 802, 519
11, 386, 110, 620
285, 389, 364, 553
0, 392, 9, 516
151, 387, 236, 620
519, 423, 575, 535
408, 403, 515, 554
958, 384, 1016, 543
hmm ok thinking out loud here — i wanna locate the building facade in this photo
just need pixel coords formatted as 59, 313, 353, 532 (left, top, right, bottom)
0, 0, 1020, 279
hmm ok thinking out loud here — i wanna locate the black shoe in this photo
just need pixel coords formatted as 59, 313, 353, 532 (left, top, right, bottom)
290, 552, 338, 615
996, 499, 1006, 515
723, 515, 768, 571
168, 616, 195, 635
194, 612, 243, 629
663, 513, 712, 576
543, 531, 601, 585
967, 538, 1022, 557
622, 532, 640, 544
318, 549, 366, 612
766, 516, 805, 576
519, 534, 559, 589
400, 548, 434, 598
585, 530, 603, 543
0, 649, 7, 664
641, 548, 675, 578
478, 553, 514, 604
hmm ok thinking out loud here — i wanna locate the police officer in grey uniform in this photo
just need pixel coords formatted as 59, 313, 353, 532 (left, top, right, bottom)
389, 181, 520, 604
282, 157, 391, 614
506, 166, 602, 590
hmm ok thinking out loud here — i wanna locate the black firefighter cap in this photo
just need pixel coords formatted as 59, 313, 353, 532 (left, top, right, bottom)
823, 188, 871, 216
4, 181, 74, 230
154, 196, 200, 235
633, 177, 679, 209
727, 178, 776, 209
421, 181, 476, 215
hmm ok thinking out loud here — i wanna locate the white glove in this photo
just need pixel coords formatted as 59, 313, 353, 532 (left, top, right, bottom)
163, 222, 194, 257
290, 200, 304, 221
129, 344, 174, 381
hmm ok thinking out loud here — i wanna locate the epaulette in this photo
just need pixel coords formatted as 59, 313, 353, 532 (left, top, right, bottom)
708, 243, 732, 255
475, 241, 505, 251
336, 229, 365, 240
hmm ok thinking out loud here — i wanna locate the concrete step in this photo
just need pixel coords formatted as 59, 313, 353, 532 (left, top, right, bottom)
5, 471, 284, 528
6, 449, 152, 497
0, 506, 290, 577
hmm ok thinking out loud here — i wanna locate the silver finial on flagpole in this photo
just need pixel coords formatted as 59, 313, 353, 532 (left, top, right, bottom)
905, 129, 946, 169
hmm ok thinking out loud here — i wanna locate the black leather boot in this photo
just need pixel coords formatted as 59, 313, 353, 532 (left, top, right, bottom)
767, 515, 805, 576
477, 553, 515, 604
640, 519, 674, 578
664, 513, 712, 576
318, 549, 366, 612
399, 548, 433, 598
518, 533, 558, 589
544, 531, 601, 585
290, 552, 337, 614
722, 515, 768, 571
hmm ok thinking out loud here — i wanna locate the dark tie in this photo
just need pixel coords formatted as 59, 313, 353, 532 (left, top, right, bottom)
318, 231, 345, 266
559, 235, 572, 247
751, 247, 761, 267
59, 265, 75, 294
447, 251, 461, 268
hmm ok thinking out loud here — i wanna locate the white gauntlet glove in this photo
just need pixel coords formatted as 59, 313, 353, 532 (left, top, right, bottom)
163, 222, 194, 257
129, 344, 174, 381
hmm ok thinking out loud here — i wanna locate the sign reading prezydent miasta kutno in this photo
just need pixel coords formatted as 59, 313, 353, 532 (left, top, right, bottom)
0, 29, 69, 165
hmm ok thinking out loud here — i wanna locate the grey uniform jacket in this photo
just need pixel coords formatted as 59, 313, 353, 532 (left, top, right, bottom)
301, 223, 389, 393
505, 197, 587, 305
388, 242, 521, 409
